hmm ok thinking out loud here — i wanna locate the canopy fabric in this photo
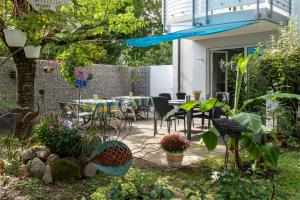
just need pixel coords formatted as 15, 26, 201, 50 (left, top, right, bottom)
126, 20, 257, 48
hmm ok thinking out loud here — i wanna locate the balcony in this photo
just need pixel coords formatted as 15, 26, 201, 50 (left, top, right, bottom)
163, 0, 291, 32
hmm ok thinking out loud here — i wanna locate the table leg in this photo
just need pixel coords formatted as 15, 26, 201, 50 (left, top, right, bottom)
154, 111, 157, 136
187, 109, 192, 140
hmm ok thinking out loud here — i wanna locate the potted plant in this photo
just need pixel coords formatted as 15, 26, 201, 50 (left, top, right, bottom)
3, 19, 27, 47
16, 13, 45, 58
24, 44, 41, 58
193, 90, 201, 101
160, 133, 190, 167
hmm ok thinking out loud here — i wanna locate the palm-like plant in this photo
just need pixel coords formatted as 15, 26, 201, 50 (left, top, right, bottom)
164, 55, 300, 169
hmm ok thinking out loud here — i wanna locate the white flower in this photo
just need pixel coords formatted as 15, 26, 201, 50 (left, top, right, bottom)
211, 171, 220, 181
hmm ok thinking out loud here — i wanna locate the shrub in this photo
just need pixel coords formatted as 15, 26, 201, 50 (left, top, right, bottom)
160, 133, 190, 153
186, 168, 283, 200
33, 115, 83, 157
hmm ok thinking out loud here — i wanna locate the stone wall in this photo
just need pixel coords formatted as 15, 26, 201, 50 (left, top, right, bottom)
0, 58, 149, 113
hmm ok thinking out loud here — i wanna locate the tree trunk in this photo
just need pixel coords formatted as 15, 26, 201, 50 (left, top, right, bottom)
12, 49, 36, 109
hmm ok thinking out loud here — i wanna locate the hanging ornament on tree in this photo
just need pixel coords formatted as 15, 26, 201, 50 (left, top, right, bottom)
25, 0, 70, 12
43, 60, 57, 74
74, 67, 89, 88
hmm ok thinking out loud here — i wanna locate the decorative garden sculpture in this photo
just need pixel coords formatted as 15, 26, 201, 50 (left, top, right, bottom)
89, 140, 133, 176
212, 118, 248, 169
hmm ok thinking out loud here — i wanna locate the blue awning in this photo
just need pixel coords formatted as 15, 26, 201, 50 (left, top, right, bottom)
126, 20, 258, 48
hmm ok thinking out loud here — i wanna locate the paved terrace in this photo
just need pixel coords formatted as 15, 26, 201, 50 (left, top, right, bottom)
122, 113, 226, 168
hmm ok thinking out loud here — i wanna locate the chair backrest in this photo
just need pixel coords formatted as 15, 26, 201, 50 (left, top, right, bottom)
59, 102, 73, 116
176, 93, 186, 100
152, 96, 171, 120
159, 93, 171, 100
216, 92, 230, 104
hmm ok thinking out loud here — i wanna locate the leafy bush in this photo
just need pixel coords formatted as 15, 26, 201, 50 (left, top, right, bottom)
186, 168, 283, 200
90, 169, 176, 200
33, 115, 83, 157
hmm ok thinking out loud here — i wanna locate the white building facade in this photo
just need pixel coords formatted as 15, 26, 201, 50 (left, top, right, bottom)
163, 0, 299, 98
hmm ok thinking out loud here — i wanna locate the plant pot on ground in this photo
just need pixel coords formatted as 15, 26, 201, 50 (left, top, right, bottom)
3, 29, 27, 47
160, 133, 190, 168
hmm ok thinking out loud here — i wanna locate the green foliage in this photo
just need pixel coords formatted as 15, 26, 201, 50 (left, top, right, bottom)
201, 128, 219, 151
234, 56, 250, 113
0, 99, 21, 109
242, 93, 300, 110
90, 169, 176, 200
0, 137, 22, 176
33, 116, 83, 157
253, 21, 300, 94
211, 169, 275, 200
58, 42, 104, 83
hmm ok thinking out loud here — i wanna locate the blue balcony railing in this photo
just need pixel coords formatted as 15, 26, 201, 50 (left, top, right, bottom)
163, 0, 292, 32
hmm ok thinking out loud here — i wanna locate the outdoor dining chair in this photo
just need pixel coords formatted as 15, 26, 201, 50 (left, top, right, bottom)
159, 93, 172, 100
152, 96, 186, 135
59, 102, 95, 125
176, 92, 186, 100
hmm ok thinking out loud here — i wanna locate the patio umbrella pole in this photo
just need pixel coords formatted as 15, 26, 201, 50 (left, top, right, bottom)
78, 87, 81, 121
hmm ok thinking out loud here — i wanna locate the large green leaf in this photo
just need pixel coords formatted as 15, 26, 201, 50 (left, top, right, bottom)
241, 93, 300, 110
233, 112, 262, 134
201, 127, 219, 151
242, 133, 262, 160
263, 144, 280, 167
180, 100, 201, 111
199, 98, 218, 112
237, 56, 250, 75
162, 106, 180, 121
0, 100, 21, 109
199, 99, 234, 116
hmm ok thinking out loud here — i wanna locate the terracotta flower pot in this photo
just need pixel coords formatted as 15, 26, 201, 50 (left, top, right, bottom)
193, 91, 201, 101
166, 152, 183, 167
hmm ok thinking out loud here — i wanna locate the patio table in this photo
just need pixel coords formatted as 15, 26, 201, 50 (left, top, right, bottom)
169, 99, 205, 140
115, 96, 153, 108
75, 96, 153, 117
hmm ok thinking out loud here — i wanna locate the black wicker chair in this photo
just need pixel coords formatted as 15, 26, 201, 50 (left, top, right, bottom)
152, 96, 186, 135
176, 93, 186, 100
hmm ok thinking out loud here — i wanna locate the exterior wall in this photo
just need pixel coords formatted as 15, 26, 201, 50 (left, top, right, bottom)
0, 58, 149, 113
149, 65, 174, 98
172, 30, 276, 98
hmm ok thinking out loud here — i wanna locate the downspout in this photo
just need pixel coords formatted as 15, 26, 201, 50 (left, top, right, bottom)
256, 0, 260, 19
178, 39, 181, 93
192, 0, 195, 26
163, 0, 167, 33
269, 0, 273, 18
205, 0, 209, 24
289, 0, 292, 16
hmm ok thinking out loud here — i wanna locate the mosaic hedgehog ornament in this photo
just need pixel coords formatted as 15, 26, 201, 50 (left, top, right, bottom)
89, 140, 133, 176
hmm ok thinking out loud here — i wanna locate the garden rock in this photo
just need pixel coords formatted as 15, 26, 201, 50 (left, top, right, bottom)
30, 158, 46, 178
21, 148, 36, 164
46, 154, 60, 165
83, 163, 97, 177
19, 164, 30, 177
52, 157, 82, 181
14, 196, 30, 200
42, 165, 53, 184
38, 147, 51, 160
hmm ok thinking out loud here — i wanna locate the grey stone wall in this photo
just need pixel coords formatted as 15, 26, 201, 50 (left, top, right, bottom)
0, 57, 149, 113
